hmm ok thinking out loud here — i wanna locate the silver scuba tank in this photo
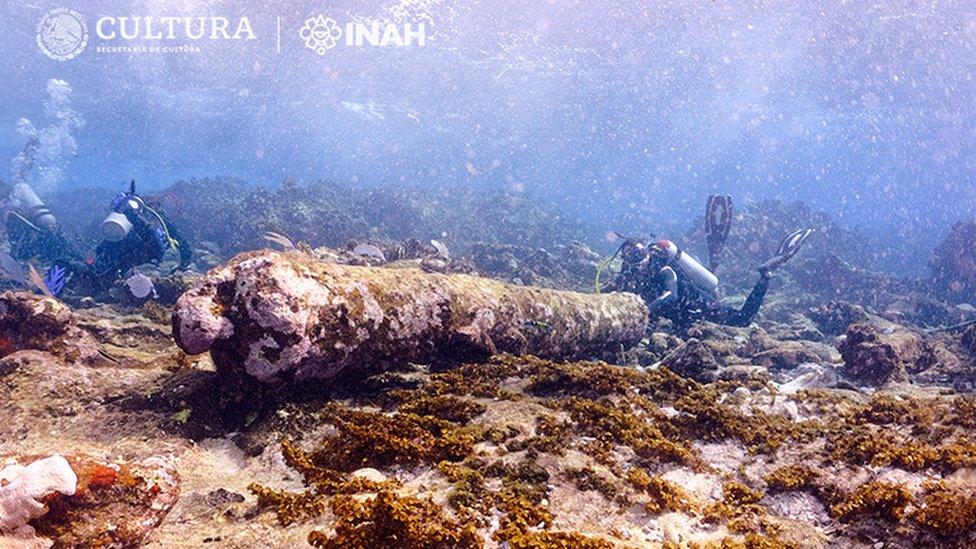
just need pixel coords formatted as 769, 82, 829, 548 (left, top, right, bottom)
101, 195, 142, 241
656, 239, 719, 293
10, 183, 58, 231
100, 211, 133, 241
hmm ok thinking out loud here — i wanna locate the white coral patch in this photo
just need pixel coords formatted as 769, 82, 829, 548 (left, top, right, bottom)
0, 455, 78, 538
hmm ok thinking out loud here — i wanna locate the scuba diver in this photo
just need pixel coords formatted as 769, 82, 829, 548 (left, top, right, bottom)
2, 137, 83, 270
600, 195, 812, 329
79, 180, 192, 293
4, 178, 190, 296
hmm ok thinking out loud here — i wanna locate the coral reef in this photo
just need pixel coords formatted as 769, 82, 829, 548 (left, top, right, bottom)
235, 352, 976, 547
5, 191, 976, 547
0, 291, 102, 364
4, 286, 976, 546
930, 219, 976, 304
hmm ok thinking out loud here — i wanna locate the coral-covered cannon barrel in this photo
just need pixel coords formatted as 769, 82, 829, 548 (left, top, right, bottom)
172, 250, 648, 383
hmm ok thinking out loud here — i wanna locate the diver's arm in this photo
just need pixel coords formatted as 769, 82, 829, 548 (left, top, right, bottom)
646, 266, 678, 312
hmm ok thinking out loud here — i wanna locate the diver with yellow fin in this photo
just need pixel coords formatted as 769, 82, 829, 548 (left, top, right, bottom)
85, 180, 192, 291
601, 195, 812, 329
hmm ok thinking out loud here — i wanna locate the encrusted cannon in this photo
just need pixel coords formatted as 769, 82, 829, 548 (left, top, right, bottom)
173, 250, 648, 383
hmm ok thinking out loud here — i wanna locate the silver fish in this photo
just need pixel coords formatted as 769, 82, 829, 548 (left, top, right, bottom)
125, 273, 157, 299
263, 230, 295, 250
353, 243, 386, 262
430, 239, 450, 260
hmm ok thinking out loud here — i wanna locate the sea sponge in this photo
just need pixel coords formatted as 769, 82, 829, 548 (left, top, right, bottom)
0, 455, 77, 538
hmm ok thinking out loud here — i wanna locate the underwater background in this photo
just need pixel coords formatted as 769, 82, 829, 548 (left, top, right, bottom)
1, 0, 974, 276
6, 2, 976, 548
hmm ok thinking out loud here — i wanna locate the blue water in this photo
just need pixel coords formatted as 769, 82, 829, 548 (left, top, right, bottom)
2, 0, 974, 275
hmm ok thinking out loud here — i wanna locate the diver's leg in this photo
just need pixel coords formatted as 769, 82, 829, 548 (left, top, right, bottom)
723, 273, 771, 327
701, 303, 740, 326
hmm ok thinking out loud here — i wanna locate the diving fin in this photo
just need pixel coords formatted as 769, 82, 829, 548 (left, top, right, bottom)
758, 228, 813, 274
705, 195, 733, 271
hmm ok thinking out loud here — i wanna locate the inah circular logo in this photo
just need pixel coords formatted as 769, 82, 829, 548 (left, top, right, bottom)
36, 8, 88, 61
300, 14, 342, 55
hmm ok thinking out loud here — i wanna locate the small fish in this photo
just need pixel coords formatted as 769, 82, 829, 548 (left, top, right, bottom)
43, 265, 67, 296
341, 101, 386, 122
430, 239, 450, 260
263, 231, 295, 250
97, 348, 121, 364
0, 252, 26, 284
353, 243, 386, 262
465, 162, 481, 176
28, 264, 56, 300
524, 319, 553, 332
125, 273, 157, 299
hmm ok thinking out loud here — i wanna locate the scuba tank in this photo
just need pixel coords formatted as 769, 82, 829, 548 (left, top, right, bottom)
10, 183, 58, 232
100, 184, 143, 242
100, 211, 133, 242
655, 239, 718, 294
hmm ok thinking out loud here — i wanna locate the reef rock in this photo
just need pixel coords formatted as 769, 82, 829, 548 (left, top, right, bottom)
807, 301, 871, 336
837, 322, 922, 386
173, 250, 647, 384
0, 454, 178, 547
930, 219, 976, 304
0, 292, 101, 364
660, 338, 720, 382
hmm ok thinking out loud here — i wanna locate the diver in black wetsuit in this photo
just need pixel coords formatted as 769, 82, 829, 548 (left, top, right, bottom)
2, 178, 83, 276
602, 196, 812, 329
80, 181, 192, 292
10, 181, 192, 296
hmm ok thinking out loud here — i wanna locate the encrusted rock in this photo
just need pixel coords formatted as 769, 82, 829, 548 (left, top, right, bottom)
837, 322, 921, 386
807, 301, 870, 337
661, 338, 720, 382
961, 324, 976, 355
173, 250, 648, 384
0, 292, 101, 364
